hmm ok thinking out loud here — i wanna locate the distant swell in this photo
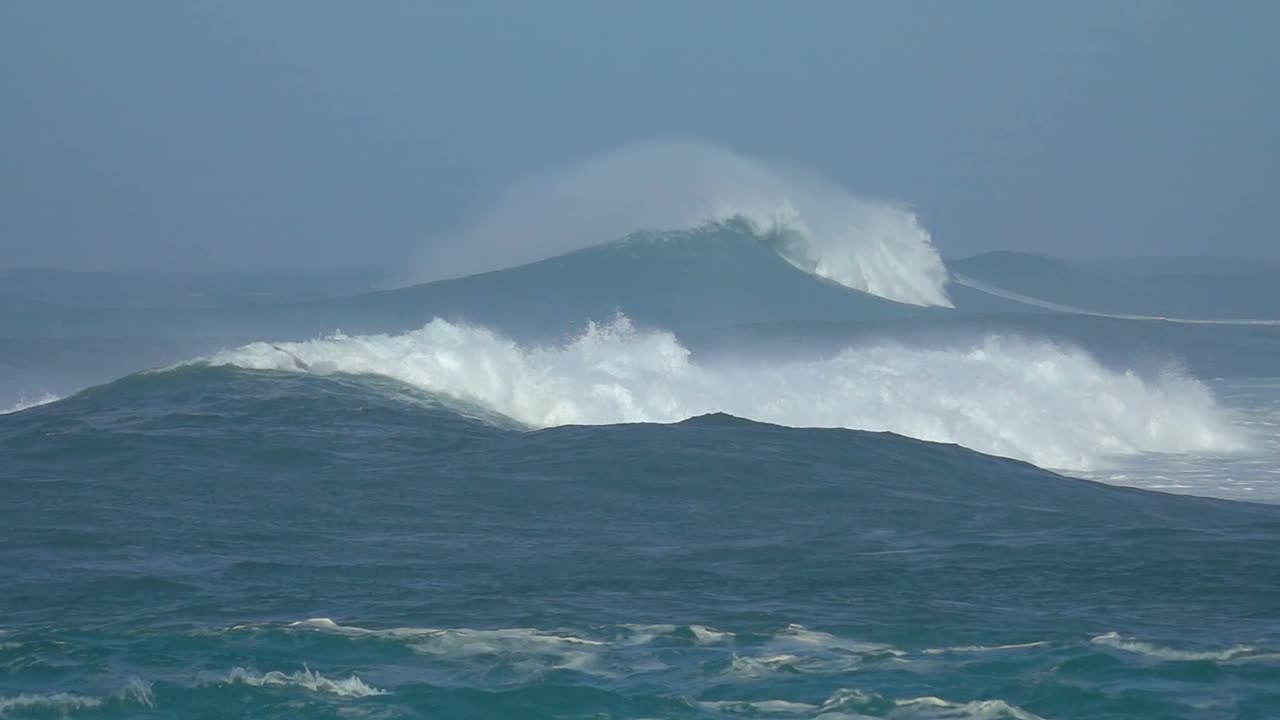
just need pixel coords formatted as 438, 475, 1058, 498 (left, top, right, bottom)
203, 316, 1243, 470
409, 139, 953, 307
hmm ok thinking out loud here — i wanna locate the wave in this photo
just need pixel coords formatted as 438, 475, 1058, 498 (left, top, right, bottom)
922, 641, 1050, 655
216, 619, 1277, 715
203, 316, 1242, 470
214, 666, 386, 698
0, 693, 102, 715
0, 679, 153, 716
0, 392, 60, 416
727, 625, 906, 678
408, 139, 952, 307
290, 617, 605, 647
1091, 632, 1278, 663
291, 618, 621, 680
701, 689, 1046, 719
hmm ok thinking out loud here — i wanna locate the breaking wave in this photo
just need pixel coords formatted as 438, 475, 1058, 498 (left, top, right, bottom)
214, 667, 386, 698
410, 139, 952, 307
701, 689, 1047, 719
202, 315, 1243, 470
0, 679, 153, 716
0, 693, 102, 715
1091, 632, 1279, 664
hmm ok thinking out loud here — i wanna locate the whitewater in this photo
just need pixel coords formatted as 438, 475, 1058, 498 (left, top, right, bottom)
204, 316, 1243, 471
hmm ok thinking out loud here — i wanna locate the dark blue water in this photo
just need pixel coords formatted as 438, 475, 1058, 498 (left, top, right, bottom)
3, 227, 1280, 719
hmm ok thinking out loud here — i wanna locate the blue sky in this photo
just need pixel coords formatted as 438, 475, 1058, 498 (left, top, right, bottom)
3, 1, 1277, 269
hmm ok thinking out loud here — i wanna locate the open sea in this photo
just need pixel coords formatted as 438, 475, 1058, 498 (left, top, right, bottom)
3, 221, 1280, 719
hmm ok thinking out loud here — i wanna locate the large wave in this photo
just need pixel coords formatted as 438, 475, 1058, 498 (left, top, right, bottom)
205, 317, 1241, 470
409, 139, 953, 308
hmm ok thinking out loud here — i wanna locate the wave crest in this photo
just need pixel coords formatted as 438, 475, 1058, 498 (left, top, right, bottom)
0, 391, 60, 416
1091, 632, 1276, 663
215, 667, 386, 698
411, 139, 952, 307
203, 316, 1242, 470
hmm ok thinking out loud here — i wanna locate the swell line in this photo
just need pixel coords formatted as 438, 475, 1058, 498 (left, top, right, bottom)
951, 274, 1280, 326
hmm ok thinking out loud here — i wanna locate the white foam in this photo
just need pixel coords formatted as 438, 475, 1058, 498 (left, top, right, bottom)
204, 317, 1243, 470
292, 618, 605, 647
816, 689, 1047, 719
289, 617, 412, 636
772, 624, 904, 657
406, 628, 607, 654
292, 618, 610, 678
408, 139, 953, 307
0, 679, 154, 716
1091, 632, 1270, 662
922, 641, 1050, 655
890, 696, 1047, 720
697, 698, 819, 714
699, 690, 1047, 720
1074, 377, 1280, 502
220, 666, 386, 698
690, 625, 735, 644
726, 626, 905, 677
0, 392, 59, 415
121, 678, 155, 708
406, 629, 607, 679
727, 653, 810, 677
619, 624, 678, 644
0, 693, 102, 715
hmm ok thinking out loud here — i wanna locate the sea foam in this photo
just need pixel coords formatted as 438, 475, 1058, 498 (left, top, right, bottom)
0, 392, 59, 416
206, 316, 1243, 470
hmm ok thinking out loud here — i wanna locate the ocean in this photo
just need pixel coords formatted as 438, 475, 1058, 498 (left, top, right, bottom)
3, 220, 1280, 719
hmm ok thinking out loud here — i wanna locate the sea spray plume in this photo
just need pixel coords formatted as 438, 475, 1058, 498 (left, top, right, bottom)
204, 317, 1243, 470
410, 139, 953, 307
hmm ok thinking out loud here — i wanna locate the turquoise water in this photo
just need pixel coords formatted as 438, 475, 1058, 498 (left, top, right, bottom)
3, 227, 1280, 719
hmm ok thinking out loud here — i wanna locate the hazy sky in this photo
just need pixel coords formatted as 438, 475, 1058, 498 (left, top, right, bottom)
3, 1, 1277, 270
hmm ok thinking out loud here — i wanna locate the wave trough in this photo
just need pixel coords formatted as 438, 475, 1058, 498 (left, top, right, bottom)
203, 316, 1242, 470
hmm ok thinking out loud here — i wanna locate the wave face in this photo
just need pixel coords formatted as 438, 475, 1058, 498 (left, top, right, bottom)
410, 139, 953, 307
204, 316, 1242, 470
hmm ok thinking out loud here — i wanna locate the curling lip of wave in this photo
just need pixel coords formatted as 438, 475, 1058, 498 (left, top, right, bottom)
200, 315, 1243, 471
413, 139, 953, 308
